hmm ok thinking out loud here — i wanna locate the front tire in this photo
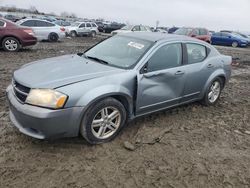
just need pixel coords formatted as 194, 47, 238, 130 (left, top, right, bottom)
80, 98, 127, 144
2, 37, 20, 52
202, 77, 223, 106
90, 31, 96, 37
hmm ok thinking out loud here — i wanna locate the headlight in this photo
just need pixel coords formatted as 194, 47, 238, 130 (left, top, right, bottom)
26, 89, 68, 109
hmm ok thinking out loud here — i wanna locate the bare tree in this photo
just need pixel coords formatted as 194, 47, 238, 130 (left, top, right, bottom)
30, 6, 39, 14
61, 11, 69, 18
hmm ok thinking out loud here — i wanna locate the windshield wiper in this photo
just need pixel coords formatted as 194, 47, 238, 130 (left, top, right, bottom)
84, 55, 109, 65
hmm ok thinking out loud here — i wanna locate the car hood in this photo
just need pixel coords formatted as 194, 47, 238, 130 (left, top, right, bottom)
113, 30, 131, 34
13, 54, 124, 89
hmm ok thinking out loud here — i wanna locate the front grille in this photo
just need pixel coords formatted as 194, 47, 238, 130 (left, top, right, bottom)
12, 80, 30, 103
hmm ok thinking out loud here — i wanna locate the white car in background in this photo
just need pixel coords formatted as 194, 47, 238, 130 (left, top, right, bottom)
16, 19, 66, 42
67, 22, 99, 37
111, 25, 152, 35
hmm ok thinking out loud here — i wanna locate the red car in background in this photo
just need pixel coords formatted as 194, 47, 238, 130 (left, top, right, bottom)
174, 27, 211, 43
0, 18, 37, 52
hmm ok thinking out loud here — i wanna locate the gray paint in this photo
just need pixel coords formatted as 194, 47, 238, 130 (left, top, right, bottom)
7, 33, 232, 139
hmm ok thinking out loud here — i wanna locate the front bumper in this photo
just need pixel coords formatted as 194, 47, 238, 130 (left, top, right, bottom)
6, 85, 84, 139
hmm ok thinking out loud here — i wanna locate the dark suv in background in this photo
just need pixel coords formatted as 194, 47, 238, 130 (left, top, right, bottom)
174, 27, 211, 43
97, 22, 125, 33
0, 18, 37, 52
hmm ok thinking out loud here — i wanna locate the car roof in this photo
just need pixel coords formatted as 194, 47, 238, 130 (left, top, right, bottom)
119, 32, 201, 43
18, 18, 53, 23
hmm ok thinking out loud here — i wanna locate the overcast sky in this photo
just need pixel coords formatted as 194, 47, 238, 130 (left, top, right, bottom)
1, 0, 250, 31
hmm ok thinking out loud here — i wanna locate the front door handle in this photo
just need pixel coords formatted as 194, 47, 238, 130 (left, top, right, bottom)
175, 71, 184, 75
143, 72, 164, 78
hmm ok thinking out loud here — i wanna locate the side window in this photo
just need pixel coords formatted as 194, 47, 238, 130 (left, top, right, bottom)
213, 32, 221, 37
86, 23, 91, 27
147, 43, 182, 72
21, 20, 35, 27
199, 29, 208, 35
192, 29, 199, 36
0, 21, 5, 27
46, 22, 55, 27
91, 23, 97, 27
187, 43, 207, 64
221, 33, 230, 37
132, 26, 140, 31
140, 26, 147, 31
35, 20, 48, 27
79, 23, 85, 28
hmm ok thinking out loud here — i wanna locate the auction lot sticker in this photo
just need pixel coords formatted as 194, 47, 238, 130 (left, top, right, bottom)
128, 42, 145, 49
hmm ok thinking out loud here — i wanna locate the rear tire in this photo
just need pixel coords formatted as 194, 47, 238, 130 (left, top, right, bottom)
202, 77, 223, 106
90, 31, 96, 37
232, 41, 238, 48
2, 37, 20, 52
70, 31, 77, 37
80, 98, 127, 144
48, 33, 59, 42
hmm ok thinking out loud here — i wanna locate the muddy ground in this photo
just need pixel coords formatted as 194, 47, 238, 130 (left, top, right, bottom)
0, 37, 250, 188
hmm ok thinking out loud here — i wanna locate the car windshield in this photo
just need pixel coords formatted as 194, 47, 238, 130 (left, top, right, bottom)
175, 28, 193, 35
231, 33, 244, 39
84, 36, 153, 69
71, 22, 80, 27
121, 25, 133, 30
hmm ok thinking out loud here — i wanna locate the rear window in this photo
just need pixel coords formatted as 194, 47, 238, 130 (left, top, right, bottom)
91, 23, 97, 27
187, 43, 207, 64
0, 20, 5, 27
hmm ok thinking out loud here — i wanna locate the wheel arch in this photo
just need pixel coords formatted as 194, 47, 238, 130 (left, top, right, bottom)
201, 69, 227, 98
1, 35, 22, 46
75, 84, 135, 120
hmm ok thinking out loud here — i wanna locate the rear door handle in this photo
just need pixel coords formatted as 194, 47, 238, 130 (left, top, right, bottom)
207, 64, 214, 68
175, 71, 184, 75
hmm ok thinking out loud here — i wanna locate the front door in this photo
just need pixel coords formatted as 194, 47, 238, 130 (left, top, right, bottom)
136, 43, 186, 115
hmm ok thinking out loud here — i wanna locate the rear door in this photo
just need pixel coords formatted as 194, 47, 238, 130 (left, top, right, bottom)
181, 43, 215, 102
136, 42, 186, 115
85, 23, 92, 33
220, 32, 232, 45
211, 32, 222, 45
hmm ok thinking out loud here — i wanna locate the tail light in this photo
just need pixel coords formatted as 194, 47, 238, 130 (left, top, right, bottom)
60, 27, 65, 32
23, 29, 35, 36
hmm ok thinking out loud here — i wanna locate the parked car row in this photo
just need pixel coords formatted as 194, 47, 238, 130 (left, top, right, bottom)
16, 19, 66, 42
158, 27, 250, 48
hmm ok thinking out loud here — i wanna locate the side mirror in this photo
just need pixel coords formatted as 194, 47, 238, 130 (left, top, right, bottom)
140, 63, 149, 74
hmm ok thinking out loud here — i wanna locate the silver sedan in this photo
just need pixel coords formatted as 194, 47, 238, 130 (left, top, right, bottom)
6, 32, 232, 144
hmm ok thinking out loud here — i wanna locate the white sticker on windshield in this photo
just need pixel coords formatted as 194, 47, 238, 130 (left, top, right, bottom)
128, 42, 145, 49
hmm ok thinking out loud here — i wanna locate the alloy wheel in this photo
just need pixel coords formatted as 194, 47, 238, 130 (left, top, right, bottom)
5, 39, 18, 51
208, 81, 221, 103
91, 107, 121, 139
